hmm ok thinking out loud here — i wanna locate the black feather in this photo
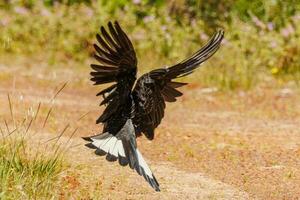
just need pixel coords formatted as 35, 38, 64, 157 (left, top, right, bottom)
94, 44, 119, 61
164, 85, 183, 97
161, 89, 176, 102
96, 84, 117, 96
90, 71, 117, 78
119, 156, 129, 166
96, 33, 118, 56
106, 153, 118, 162
88, 21, 223, 192
85, 143, 97, 149
91, 76, 116, 85
82, 136, 92, 142
167, 81, 187, 88
96, 100, 119, 123
90, 64, 117, 72
94, 54, 118, 66
95, 148, 106, 156
100, 91, 118, 105
100, 26, 119, 51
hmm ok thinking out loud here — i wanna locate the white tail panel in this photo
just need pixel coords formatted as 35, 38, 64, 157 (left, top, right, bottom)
136, 149, 153, 178
91, 134, 126, 159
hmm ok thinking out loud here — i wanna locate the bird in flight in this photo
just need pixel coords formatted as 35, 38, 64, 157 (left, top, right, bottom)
83, 21, 224, 192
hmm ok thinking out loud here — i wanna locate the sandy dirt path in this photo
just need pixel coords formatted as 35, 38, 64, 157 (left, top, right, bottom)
1, 64, 299, 199
34, 132, 251, 200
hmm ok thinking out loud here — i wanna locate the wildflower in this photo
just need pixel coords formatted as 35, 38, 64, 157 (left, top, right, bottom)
269, 41, 277, 48
271, 67, 279, 74
41, 8, 51, 17
0, 17, 10, 27
267, 22, 274, 31
281, 24, 295, 38
281, 28, 290, 37
84, 7, 94, 18
252, 16, 265, 30
133, 0, 141, 4
143, 15, 155, 23
200, 33, 208, 41
14, 7, 28, 15
292, 15, 300, 22
161, 25, 167, 32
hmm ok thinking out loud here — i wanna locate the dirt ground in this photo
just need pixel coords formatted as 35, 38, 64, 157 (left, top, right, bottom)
0, 62, 300, 199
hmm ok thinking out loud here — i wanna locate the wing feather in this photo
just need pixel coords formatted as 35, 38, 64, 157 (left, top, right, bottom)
90, 21, 137, 124
133, 30, 224, 140
94, 54, 118, 66
96, 84, 117, 96
94, 44, 120, 61
101, 26, 119, 50
96, 33, 118, 56
90, 64, 117, 72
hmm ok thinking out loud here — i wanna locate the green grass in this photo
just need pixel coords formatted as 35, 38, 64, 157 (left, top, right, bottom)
0, 87, 109, 199
0, 1, 299, 90
0, 91, 69, 199
0, 137, 65, 200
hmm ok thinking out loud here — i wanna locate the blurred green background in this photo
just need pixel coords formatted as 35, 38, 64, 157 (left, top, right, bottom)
0, 0, 299, 90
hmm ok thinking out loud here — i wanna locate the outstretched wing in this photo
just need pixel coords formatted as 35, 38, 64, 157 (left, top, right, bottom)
132, 30, 224, 140
90, 21, 137, 124
87, 22, 160, 191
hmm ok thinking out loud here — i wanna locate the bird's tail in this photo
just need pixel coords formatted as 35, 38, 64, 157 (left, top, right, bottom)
83, 119, 160, 191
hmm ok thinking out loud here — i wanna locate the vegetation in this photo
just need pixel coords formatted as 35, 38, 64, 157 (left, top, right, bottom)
0, 1, 299, 199
0, 90, 104, 199
0, 98, 65, 199
0, 137, 64, 199
0, 1, 300, 90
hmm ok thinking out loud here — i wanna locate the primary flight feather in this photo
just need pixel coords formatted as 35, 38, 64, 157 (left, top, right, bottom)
83, 21, 224, 191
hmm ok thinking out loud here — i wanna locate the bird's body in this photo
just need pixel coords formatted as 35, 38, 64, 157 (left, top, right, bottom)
83, 21, 224, 191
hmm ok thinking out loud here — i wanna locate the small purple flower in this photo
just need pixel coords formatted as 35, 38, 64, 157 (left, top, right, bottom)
133, 0, 141, 4
267, 22, 274, 31
84, 7, 94, 18
287, 24, 295, 34
252, 16, 265, 29
14, 7, 28, 15
0, 17, 10, 26
161, 25, 167, 32
41, 8, 51, 17
281, 25, 294, 38
292, 15, 300, 22
269, 41, 277, 48
200, 33, 208, 41
143, 15, 155, 23
281, 28, 290, 37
